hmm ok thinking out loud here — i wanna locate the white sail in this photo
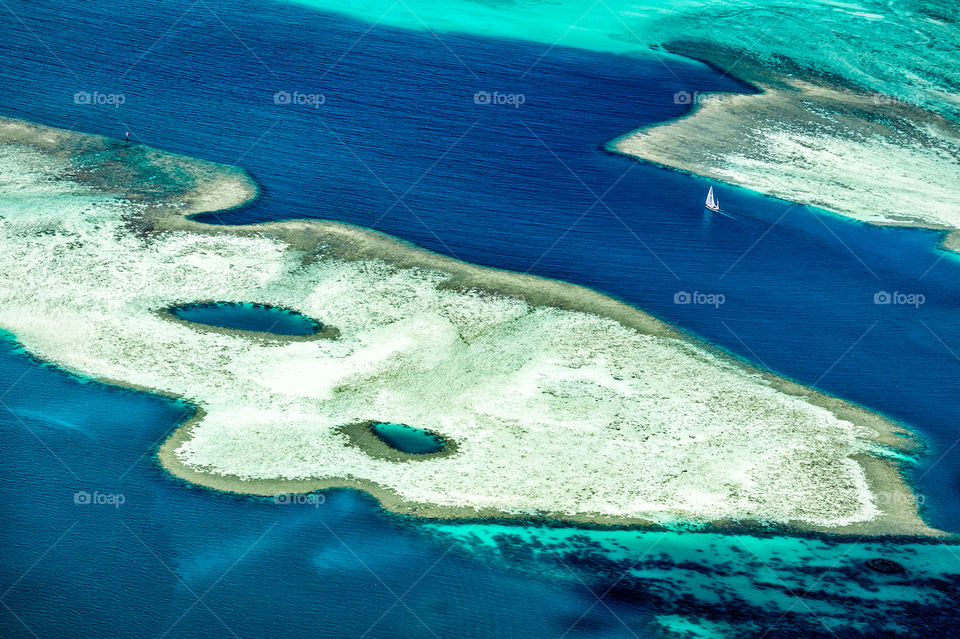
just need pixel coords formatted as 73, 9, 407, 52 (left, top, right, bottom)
705, 186, 717, 209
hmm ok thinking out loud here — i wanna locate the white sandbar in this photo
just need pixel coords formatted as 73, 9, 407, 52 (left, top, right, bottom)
0, 116, 938, 535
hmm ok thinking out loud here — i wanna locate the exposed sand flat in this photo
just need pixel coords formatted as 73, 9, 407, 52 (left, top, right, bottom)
613, 48, 960, 251
0, 115, 942, 536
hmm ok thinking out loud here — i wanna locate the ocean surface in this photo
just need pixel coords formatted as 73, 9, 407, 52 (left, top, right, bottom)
1, 0, 959, 637
278, 0, 960, 119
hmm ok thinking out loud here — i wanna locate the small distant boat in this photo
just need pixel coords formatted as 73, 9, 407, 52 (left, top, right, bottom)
705, 186, 720, 212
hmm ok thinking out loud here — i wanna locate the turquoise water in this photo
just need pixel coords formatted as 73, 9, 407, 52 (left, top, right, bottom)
422, 521, 960, 636
370, 423, 446, 454
169, 302, 320, 336
281, 0, 960, 117
1, 0, 960, 637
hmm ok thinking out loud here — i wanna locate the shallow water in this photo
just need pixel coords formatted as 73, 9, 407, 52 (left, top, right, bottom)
1, 0, 960, 637
280, 0, 960, 117
169, 302, 319, 335
423, 521, 960, 636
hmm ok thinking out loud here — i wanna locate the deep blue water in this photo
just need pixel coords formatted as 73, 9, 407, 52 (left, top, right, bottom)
170, 302, 320, 335
0, 336, 648, 638
371, 423, 446, 455
1, 0, 960, 637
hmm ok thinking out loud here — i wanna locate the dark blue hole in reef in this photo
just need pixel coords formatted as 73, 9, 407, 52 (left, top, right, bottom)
369, 422, 446, 455
169, 302, 320, 336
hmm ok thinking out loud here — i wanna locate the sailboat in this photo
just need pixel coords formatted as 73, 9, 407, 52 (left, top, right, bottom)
705, 186, 720, 212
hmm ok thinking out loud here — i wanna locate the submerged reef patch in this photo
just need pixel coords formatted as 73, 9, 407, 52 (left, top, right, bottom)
423, 521, 960, 638
0, 115, 939, 535
865, 557, 906, 575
